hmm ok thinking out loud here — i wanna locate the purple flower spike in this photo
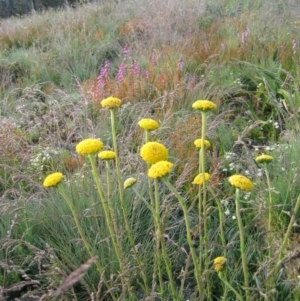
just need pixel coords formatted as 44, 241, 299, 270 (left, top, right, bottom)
115, 61, 127, 83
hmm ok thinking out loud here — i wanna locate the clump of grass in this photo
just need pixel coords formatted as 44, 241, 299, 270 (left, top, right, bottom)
2, 0, 300, 300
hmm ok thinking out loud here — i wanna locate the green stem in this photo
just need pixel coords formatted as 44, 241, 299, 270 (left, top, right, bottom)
200, 112, 207, 181
105, 161, 111, 198
162, 177, 202, 295
110, 109, 124, 202
264, 164, 273, 260
218, 272, 243, 301
110, 109, 149, 293
88, 155, 124, 273
235, 188, 250, 301
200, 113, 208, 249
145, 129, 155, 206
201, 112, 211, 300
154, 179, 178, 300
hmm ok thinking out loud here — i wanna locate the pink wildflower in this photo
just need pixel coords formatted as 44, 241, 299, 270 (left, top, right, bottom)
115, 61, 127, 83
241, 26, 250, 44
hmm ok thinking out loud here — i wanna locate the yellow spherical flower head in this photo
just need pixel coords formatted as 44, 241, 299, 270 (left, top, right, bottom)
255, 154, 273, 164
43, 172, 63, 188
101, 96, 122, 109
192, 100, 217, 112
140, 142, 168, 164
98, 150, 116, 160
213, 256, 227, 272
192, 173, 211, 185
194, 138, 211, 149
138, 118, 160, 131
124, 177, 137, 189
76, 138, 104, 156
148, 161, 173, 179
228, 174, 254, 191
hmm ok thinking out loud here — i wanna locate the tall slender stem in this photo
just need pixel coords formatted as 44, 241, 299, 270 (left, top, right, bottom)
105, 161, 111, 198
200, 112, 208, 249
144, 129, 155, 205
200, 112, 211, 300
88, 155, 124, 272
235, 188, 250, 301
110, 109, 123, 202
110, 109, 149, 293
263, 164, 273, 260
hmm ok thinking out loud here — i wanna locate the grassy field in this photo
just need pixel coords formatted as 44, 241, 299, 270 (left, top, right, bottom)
1, 0, 300, 300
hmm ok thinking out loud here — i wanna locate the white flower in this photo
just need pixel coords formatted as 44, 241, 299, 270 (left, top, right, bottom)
221, 199, 229, 206
257, 169, 263, 177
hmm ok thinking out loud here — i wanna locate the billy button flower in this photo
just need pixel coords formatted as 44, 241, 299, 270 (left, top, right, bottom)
138, 118, 160, 131
148, 161, 173, 179
255, 154, 273, 164
140, 142, 168, 164
76, 138, 104, 156
43, 172, 63, 187
101, 96, 122, 109
213, 256, 227, 272
98, 150, 116, 160
124, 177, 137, 189
228, 174, 254, 191
214, 256, 243, 301
194, 138, 211, 149
192, 100, 217, 112
192, 173, 211, 185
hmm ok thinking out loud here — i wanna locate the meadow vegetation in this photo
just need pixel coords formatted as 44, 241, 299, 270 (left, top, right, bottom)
1, 0, 300, 300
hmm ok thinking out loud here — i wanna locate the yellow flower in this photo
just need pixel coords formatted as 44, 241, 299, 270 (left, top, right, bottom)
255, 154, 273, 164
43, 172, 63, 187
148, 161, 173, 179
192, 173, 211, 185
101, 96, 122, 109
213, 256, 227, 272
192, 100, 217, 112
228, 174, 253, 191
138, 118, 160, 131
124, 177, 137, 189
76, 139, 104, 155
98, 150, 116, 160
194, 138, 211, 149
140, 142, 168, 164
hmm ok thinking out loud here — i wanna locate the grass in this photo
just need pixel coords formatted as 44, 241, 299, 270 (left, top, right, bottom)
1, 0, 300, 300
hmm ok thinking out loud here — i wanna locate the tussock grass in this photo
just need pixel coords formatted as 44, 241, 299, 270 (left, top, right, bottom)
1, 0, 300, 300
